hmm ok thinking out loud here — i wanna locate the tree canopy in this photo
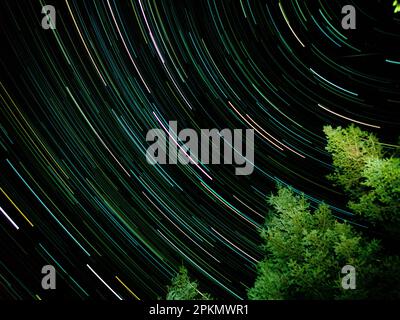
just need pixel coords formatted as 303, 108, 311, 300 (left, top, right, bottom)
247, 186, 399, 300
394, 0, 400, 13
166, 266, 212, 300
169, 125, 400, 300
324, 125, 400, 239
323, 125, 383, 197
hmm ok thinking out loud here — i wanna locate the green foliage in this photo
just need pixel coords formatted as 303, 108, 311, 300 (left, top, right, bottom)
394, 0, 400, 13
166, 266, 212, 300
349, 158, 400, 234
323, 125, 383, 197
324, 125, 400, 238
248, 186, 400, 300
248, 125, 400, 300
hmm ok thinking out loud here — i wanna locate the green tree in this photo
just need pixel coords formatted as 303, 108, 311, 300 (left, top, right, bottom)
394, 0, 400, 13
324, 125, 400, 238
349, 158, 400, 236
248, 186, 400, 300
323, 125, 383, 197
166, 266, 212, 300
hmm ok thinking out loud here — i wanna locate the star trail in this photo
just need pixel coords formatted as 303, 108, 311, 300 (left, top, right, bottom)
0, 0, 399, 300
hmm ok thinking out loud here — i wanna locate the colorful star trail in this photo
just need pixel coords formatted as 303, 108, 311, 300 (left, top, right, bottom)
0, 0, 399, 300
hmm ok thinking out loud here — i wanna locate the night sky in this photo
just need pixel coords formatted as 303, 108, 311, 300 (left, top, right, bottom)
0, 0, 399, 300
